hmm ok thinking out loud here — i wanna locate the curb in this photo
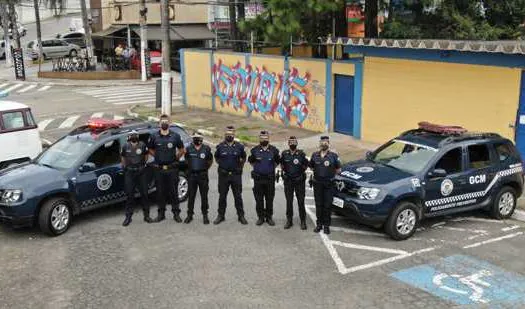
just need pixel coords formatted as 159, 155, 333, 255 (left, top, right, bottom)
513, 210, 525, 222
126, 107, 139, 118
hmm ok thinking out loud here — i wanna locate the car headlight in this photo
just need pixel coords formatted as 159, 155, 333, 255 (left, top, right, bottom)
357, 187, 380, 200
1, 189, 23, 204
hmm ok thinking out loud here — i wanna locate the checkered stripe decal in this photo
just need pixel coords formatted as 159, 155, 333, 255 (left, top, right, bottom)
80, 191, 126, 207
425, 165, 523, 207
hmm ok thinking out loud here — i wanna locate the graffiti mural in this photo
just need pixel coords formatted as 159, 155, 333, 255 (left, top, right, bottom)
212, 60, 311, 127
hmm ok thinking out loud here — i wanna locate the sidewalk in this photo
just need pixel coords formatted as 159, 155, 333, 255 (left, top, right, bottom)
129, 105, 378, 163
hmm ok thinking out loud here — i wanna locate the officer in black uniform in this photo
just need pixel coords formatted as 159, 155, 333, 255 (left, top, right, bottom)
120, 130, 151, 226
308, 136, 341, 234
148, 114, 186, 223
248, 131, 280, 226
184, 132, 213, 224
281, 136, 309, 230
213, 126, 248, 225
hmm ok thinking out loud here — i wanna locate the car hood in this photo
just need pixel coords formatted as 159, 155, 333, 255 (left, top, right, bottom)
0, 163, 66, 189
338, 160, 413, 185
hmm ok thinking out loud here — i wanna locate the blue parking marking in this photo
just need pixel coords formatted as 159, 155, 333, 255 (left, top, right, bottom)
390, 255, 525, 307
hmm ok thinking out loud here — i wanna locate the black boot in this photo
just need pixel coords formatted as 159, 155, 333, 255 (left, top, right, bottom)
284, 218, 293, 229
266, 217, 275, 226
144, 211, 153, 223
173, 213, 182, 223
313, 225, 322, 233
154, 211, 165, 223
256, 217, 265, 226
238, 216, 248, 225
323, 226, 331, 235
203, 214, 210, 225
300, 220, 307, 230
184, 215, 193, 224
213, 215, 225, 225
122, 215, 132, 227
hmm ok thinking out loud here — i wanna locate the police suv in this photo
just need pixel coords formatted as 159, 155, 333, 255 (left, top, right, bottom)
0, 118, 191, 236
332, 122, 524, 240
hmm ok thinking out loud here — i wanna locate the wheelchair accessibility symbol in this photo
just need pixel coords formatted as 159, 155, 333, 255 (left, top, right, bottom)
390, 255, 525, 306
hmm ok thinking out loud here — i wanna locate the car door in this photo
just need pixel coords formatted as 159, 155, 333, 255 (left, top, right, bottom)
423, 147, 470, 214
75, 138, 125, 209
55, 40, 69, 57
464, 143, 498, 204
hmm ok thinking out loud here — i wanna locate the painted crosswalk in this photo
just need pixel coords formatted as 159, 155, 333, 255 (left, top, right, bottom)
75, 85, 182, 106
37, 112, 128, 131
0, 82, 53, 95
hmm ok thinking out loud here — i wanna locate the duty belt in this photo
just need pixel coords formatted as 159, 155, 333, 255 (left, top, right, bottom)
154, 163, 177, 170
219, 168, 240, 175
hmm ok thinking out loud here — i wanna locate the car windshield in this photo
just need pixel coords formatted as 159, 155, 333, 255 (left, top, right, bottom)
36, 136, 94, 170
371, 139, 438, 174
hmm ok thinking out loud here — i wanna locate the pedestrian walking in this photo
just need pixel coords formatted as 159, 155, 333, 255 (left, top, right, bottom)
248, 130, 280, 226
309, 136, 341, 234
184, 132, 213, 224
281, 136, 309, 230
213, 126, 248, 225
120, 130, 151, 226
148, 114, 186, 223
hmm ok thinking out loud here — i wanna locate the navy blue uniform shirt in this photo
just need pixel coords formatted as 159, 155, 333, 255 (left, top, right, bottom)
309, 151, 341, 180
214, 141, 246, 172
121, 141, 148, 168
148, 130, 184, 165
281, 149, 308, 178
185, 144, 213, 172
248, 145, 280, 176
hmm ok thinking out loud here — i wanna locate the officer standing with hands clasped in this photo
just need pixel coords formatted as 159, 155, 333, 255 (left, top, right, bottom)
148, 114, 186, 223
120, 130, 151, 226
214, 126, 248, 225
248, 131, 280, 226
184, 132, 213, 224
281, 136, 309, 230
309, 136, 341, 234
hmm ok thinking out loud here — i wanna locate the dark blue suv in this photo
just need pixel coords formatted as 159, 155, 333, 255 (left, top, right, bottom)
332, 123, 524, 240
0, 119, 191, 236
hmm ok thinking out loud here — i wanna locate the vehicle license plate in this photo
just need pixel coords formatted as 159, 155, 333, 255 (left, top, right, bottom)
332, 197, 344, 208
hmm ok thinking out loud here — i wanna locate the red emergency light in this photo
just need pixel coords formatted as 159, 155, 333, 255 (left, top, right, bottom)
87, 118, 124, 130
418, 121, 467, 135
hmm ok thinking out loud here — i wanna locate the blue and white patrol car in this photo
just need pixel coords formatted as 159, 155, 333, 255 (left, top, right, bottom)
332, 122, 524, 240
0, 118, 191, 236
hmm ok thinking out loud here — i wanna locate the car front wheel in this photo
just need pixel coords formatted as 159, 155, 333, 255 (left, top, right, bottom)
69, 49, 77, 57
38, 197, 72, 236
385, 201, 419, 240
491, 186, 517, 220
178, 174, 188, 202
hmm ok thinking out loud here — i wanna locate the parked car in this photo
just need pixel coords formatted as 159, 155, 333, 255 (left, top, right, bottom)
332, 122, 524, 240
55, 31, 86, 48
26, 39, 80, 60
0, 118, 191, 236
0, 101, 42, 169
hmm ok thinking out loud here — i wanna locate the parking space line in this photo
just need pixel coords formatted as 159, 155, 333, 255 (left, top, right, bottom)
38, 119, 55, 131
502, 225, 520, 232
38, 85, 51, 92
463, 232, 524, 249
2, 83, 23, 93
17, 84, 37, 93
331, 240, 408, 255
452, 217, 505, 224
58, 115, 80, 129
343, 248, 436, 274
329, 226, 387, 238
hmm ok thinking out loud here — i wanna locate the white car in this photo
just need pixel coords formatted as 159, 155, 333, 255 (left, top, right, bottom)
0, 101, 42, 169
26, 39, 80, 60
7, 23, 26, 37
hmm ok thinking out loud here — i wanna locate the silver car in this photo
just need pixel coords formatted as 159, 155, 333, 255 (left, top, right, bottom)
26, 39, 80, 60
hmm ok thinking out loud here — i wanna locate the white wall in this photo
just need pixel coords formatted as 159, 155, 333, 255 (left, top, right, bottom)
16, 0, 89, 24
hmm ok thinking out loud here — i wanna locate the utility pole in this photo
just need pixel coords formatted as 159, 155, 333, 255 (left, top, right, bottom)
80, 0, 94, 59
0, 3, 12, 67
160, 0, 171, 115
228, 0, 237, 51
33, 0, 44, 72
139, 0, 147, 81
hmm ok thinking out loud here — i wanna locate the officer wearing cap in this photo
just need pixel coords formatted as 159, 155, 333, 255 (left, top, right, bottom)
148, 114, 185, 223
248, 130, 280, 226
120, 130, 151, 226
280, 136, 309, 230
308, 136, 341, 234
213, 126, 248, 225
184, 132, 213, 224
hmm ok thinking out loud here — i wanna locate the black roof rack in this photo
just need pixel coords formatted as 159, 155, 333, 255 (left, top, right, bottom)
438, 132, 502, 147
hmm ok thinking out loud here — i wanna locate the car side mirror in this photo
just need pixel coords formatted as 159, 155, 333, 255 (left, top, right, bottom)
365, 151, 373, 160
79, 162, 96, 173
428, 168, 447, 179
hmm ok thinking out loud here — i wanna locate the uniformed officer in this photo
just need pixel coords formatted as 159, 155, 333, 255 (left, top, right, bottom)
248, 130, 280, 226
120, 130, 151, 226
281, 136, 308, 230
148, 114, 186, 223
213, 126, 248, 225
184, 132, 213, 224
308, 136, 341, 234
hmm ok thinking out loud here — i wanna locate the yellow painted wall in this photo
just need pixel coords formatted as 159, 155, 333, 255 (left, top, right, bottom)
184, 51, 212, 110
213, 52, 248, 117
361, 57, 521, 143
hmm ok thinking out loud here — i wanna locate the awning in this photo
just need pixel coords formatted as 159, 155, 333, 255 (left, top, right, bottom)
91, 25, 127, 38
131, 24, 214, 41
